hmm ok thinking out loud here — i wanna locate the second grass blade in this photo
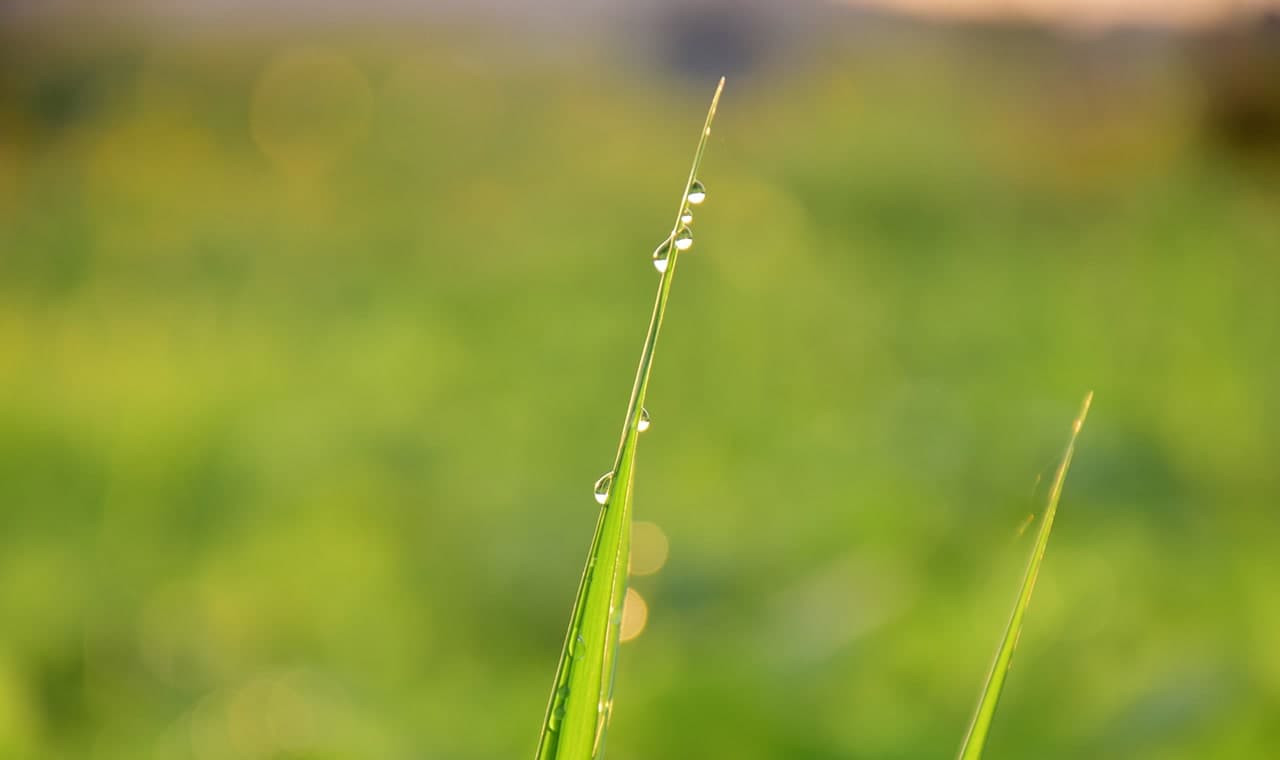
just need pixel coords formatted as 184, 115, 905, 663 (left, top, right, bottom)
956, 391, 1094, 760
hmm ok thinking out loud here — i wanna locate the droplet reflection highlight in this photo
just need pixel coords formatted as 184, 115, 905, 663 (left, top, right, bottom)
593, 471, 614, 505
674, 226, 693, 251
652, 238, 672, 273
687, 179, 707, 205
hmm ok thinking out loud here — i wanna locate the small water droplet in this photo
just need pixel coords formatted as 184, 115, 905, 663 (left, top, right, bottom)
652, 238, 672, 273
593, 471, 614, 505
679, 207, 693, 225
592, 698, 616, 756
674, 226, 693, 251
637, 408, 651, 433
548, 685, 570, 731
687, 179, 707, 205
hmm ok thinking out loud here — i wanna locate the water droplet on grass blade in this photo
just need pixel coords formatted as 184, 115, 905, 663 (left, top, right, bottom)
652, 238, 672, 272
593, 471, 614, 505
674, 226, 693, 251
680, 207, 693, 224
596, 699, 615, 745
548, 685, 570, 731
637, 407, 651, 432
687, 179, 706, 204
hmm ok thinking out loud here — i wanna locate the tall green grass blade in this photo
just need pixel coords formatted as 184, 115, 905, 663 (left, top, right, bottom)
956, 391, 1094, 760
534, 77, 725, 760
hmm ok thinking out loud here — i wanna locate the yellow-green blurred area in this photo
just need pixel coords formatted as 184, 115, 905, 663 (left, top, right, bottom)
2, 7, 1280, 759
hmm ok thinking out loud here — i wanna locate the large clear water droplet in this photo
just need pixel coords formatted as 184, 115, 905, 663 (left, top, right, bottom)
679, 207, 693, 225
674, 226, 693, 251
687, 179, 707, 205
652, 238, 672, 273
593, 471, 614, 505
637, 407, 651, 433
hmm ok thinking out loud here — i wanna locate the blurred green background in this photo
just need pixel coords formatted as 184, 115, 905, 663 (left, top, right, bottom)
2, 5, 1280, 759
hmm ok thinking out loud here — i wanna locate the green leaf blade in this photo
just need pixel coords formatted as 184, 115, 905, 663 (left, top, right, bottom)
534, 78, 725, 760
956, 391, 1094, 760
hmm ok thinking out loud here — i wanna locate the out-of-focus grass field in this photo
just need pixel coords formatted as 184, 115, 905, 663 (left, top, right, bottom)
1, 19, 1279, 760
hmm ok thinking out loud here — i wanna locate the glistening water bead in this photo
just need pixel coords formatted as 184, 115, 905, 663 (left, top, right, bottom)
548, 685, 570, 731
654, 186, 703, 272
674, 226, 693, 251
593, 471, 614, 505
687, 179, 707, 205
637, 407, 651, 432
652, 238, 672, 273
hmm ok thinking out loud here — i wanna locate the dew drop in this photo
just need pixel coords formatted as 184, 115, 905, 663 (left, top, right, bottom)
674, 226, 693, 251
637, 407, 651, 433
593, 471, 614, 505
679, 207, 693, 225
549, 685, 570, 731
687, 179, 707, 205
652, 238, 672, 273
592, 699, 616, 756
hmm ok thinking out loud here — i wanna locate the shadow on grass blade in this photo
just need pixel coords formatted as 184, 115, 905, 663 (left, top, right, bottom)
533, 78, 725, 760
956, 391, 1094, 760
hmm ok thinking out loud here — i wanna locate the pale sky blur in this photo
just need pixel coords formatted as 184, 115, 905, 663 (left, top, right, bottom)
846, 0, 1279, 27
6, 0, 1279, 28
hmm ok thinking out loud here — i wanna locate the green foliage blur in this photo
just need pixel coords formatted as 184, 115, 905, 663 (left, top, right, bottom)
1, 16, 1279, 760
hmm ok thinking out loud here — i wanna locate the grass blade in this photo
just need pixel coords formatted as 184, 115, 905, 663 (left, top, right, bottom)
956, 391, 1094, 760
534, 77, 725, 760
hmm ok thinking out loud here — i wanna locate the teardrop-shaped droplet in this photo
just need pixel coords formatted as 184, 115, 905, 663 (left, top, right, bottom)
674, 226, 693, 251
593, 698, 615, 749
687, 179, 707, 205
679, 207, 693, 225
548, 685, 570, 731
637, 407, 651, 433
593, 471, 614, 505
652, 238, 672, 273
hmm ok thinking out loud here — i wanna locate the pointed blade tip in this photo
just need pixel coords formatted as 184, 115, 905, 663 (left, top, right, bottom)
1074, 391, 1094, 435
